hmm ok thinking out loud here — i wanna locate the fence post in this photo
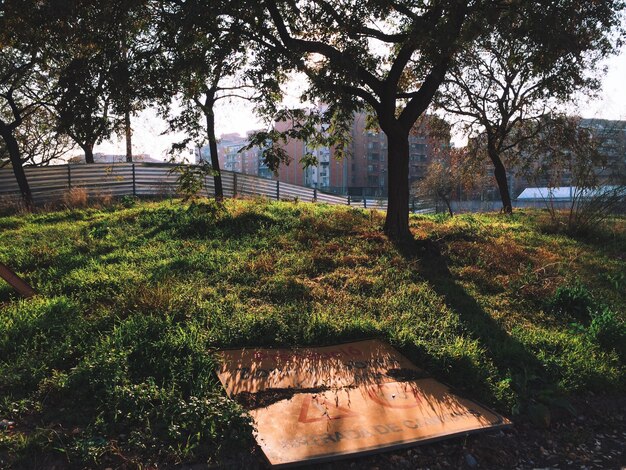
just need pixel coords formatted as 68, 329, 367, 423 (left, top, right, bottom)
364, 199, 367, 208
233, 173, 238, 197
313, 187, 317, 202
276, 181, 280, 200
412, 197, 415, 213
347, 195, 351, 206
67, 165, 72, 189
132, 163, 136, 196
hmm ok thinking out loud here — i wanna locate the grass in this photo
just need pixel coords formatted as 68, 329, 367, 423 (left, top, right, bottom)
0, 198, 624, 467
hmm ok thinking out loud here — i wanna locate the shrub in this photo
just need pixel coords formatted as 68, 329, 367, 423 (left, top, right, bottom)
170, 160, 217, 201
95, 191, 113, 207
588, 307, 626, 358
548, 283, 595, 324
120, 195, 137, 208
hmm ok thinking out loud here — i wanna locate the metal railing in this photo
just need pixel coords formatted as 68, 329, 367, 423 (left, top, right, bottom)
0, 162, 434, 213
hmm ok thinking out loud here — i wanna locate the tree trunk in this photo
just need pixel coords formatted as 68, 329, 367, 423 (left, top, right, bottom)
382, 124, 411, 241
444, 197, 454, 217
0, 128, 33, 207
82, 143, 95, 164
488, 145, 513, 214
125, 110, 132, 163
205, 111, 224, 201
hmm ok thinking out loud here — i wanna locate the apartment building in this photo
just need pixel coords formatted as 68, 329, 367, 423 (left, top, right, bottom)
271, 112, 444, 197
197, 131, 264, 175
198, 112, 447, 197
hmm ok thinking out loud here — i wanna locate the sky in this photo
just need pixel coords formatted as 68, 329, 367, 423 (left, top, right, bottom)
94, 49, 626, 161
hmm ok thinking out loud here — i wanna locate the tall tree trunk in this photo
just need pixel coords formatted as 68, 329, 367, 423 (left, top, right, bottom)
205, 111, 223, 201
125, 110, 132, 163
82, 143, 95, 164
382, 123, 411, 241
488, 145, 513, 214
1, 129, 33, 207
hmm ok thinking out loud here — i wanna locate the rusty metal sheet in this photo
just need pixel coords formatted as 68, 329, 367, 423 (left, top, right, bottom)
251, 379, 510, 467
217, 339, 425, 396
217, 340, 510, 467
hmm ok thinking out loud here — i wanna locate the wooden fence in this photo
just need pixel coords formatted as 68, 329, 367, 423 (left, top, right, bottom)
0, 162, 434, 212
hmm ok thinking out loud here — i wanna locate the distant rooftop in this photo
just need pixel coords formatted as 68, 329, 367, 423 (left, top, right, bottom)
517, 186, 624, 200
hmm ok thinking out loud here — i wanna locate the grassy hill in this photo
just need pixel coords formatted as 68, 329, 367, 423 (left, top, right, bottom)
0, 198, 624, 467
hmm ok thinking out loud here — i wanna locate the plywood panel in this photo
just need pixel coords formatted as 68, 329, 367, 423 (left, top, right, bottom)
252, 379, 509, 467
218, 340, 425, 396
217, 340, 510, 467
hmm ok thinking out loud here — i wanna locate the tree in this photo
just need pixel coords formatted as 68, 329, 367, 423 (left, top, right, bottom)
515, 115, 626, 232
0, 1, 56, 205
50, 0, 153, 164
156, 0, 254, 201
55, 59, 116, 164
116, 4, 155, 163
436, 2, 623, 213
416, 160, 456, 216
235, 0, 624, 239
414, 145, 486, 216
0, 106, 75, 168
0, 52, 36, 205
239, 0, 488, 240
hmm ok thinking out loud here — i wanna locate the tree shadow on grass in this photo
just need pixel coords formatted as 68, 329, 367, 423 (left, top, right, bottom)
393, 238, 551, 408
137, 205, 279, 241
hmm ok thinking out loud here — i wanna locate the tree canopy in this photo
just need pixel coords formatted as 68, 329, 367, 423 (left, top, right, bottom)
235, 0, 624, 238
49, 0, 154, 163
155, 0, 255, 200
435, 1, 624, 212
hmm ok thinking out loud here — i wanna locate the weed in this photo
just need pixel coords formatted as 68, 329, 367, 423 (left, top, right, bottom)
63, 187, 88, 208
547, 283, 596, 324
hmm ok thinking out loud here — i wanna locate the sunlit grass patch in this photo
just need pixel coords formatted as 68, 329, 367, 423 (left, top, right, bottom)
0, 198, 624, 467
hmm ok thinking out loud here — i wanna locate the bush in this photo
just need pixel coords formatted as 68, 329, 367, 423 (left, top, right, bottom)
0, 195, 29, 215
170, 160, 217, 201
588, 307, 626, 358
120, 195, 137, 208
548, 283, 596, 324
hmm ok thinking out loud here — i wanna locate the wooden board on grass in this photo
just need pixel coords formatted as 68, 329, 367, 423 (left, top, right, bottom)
217, 339, 427, 395
217, 340, 511, 467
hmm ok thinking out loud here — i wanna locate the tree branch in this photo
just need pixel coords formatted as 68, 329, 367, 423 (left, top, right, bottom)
265, 0, 383, 95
